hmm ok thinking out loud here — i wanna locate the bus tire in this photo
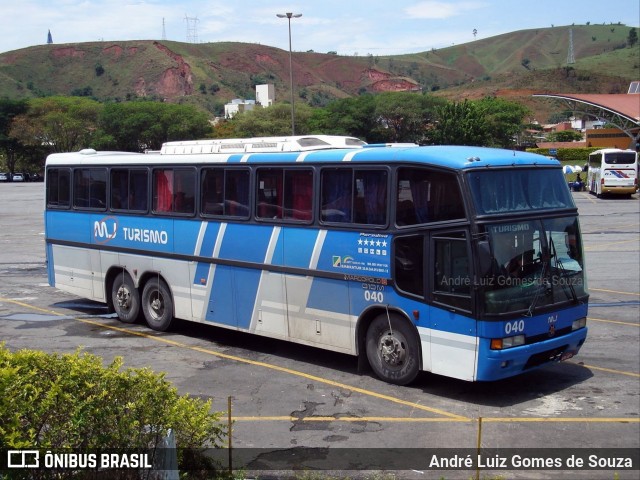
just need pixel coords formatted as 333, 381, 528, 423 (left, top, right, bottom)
142, 277, 174, 331
111, 272, 140, 323
365, 313, 420, 385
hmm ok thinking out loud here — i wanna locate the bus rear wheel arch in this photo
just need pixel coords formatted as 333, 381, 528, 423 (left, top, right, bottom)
364, 311, 421, 385
141, 276, 174, 332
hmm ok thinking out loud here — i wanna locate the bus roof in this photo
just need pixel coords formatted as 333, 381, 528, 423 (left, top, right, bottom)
589, 148, 637, 154
46, 137, 560, 170
161, 135, 366, 154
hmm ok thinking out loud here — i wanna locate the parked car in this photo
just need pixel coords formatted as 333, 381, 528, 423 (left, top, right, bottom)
12, 172, 24, 182
0, 172, 8, 182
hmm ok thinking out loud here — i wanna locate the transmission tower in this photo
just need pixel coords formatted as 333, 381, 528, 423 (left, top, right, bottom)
162, 18, 167, 41
184, 15, 199, 44
566, 28, 575, 65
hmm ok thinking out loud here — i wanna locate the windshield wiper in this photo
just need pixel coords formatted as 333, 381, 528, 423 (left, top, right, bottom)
524, 253, 551, 317
548, 235, 579, 305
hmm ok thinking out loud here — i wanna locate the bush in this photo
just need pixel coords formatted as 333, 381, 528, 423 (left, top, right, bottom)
526, 147, 601, 162
0, 345, 226, 472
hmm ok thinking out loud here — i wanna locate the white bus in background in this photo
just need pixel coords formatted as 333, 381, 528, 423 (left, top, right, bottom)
586, 148, 638, 197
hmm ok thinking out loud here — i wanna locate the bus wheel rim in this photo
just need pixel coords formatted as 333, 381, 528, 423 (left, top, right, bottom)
379, 332, 406, 366
150, 293, 164, 319
116, 285, 131, 310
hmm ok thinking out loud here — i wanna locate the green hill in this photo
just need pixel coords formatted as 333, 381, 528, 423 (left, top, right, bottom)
0, 24, 637, 122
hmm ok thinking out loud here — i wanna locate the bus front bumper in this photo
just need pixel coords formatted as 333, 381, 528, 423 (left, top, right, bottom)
475, 327, 588, 382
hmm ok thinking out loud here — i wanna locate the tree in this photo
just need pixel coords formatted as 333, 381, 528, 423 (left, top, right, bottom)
230, 103, 315, 138
98, 101, 212, 152
545, 130, 583, 142
427, 100, 489, 146
0, 97, 28, 173
475, 96, 530, 148
310, 94, 377, 140
628, 28, 638, 48
371, 92, 445, 143
9, 96, 103, 153
307, 92, 445, 143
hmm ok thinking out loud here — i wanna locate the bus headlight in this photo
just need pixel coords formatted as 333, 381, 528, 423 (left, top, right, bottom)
572, 317, 587, 330
490, 335, 525, 350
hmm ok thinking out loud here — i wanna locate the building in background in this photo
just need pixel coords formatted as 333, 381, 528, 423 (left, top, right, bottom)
224, 84, 275, 119
256, 84, 275, 107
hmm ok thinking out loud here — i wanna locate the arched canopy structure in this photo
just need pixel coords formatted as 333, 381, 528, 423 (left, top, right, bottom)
533, 91, 640, 147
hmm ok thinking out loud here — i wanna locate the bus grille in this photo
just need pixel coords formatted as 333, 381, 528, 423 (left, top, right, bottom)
525, 326, 572, 345
524, 345, 568, 370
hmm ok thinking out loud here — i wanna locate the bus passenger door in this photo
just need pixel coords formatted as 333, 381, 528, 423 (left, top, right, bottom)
428, 230, 478, 381
394, 234, 430, 370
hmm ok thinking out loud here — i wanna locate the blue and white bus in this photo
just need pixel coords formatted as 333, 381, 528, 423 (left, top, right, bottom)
586, 148, 638, 197
44, 136, 589, 385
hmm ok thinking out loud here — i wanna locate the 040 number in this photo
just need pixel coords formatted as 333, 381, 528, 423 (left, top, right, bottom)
504, 319, 525, 335
364, 290, 384, 303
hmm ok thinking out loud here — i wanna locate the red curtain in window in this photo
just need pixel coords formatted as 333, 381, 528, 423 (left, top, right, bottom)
291, 171, 312, 220
155, 170, 173, 212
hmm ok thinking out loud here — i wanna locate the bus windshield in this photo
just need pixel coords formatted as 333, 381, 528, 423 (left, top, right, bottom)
480, 216, 587, 315
468, 169, 574, 215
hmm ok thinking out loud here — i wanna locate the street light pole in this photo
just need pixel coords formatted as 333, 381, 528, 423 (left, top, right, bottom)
276, 12, 302, 136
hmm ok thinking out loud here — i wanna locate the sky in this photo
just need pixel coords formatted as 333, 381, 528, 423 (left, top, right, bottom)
0, 0, 638, 56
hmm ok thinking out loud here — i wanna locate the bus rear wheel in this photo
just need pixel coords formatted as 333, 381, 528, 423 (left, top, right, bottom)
142, 277, 174, 331
365, 313, 420, 385
111, 272, 140, 323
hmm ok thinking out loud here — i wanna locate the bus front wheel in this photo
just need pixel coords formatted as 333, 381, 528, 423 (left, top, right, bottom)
365, 313, 420, 385
142, 277, 174, 331
111, 272, 140, 323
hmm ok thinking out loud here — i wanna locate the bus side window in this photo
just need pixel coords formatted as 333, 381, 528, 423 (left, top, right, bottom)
110, 169, 128, 209
394, 235, 424, 297
74, 168, 106, 210
432, 232, 471, 312
154, 170, 173, 212
321, 169, 352, 223
257, 169, 283, 219
173, 169, 195, 214
47, 168, 71, 208
353, 170, 387, 225
225, 169, 250, 217
130, 170, 148, 211
201, 168, 224, 215
396, 168, 465, 225
202, 168, 251, 218
284, 169, 312, 221
152, 168, 195, 215
111, 169, 148, 212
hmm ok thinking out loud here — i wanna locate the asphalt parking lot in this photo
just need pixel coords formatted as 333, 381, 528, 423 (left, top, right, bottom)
0, 182, 638, 479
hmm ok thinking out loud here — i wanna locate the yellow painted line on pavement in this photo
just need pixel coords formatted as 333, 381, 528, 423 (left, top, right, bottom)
575, 192, 597, 204
234, 416, 467, 423
0, 298, 68, 315
4, 297, 638, 420
590, 288, 640, 297
584, 221, 640, 234
576, 363, 640, 378
584, 238, 640, 251
0, 296, 464, 420
480, 417, 640, 423
71, 316, 468, 422
231, 416, 639, 423
588, 316, 639, 327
